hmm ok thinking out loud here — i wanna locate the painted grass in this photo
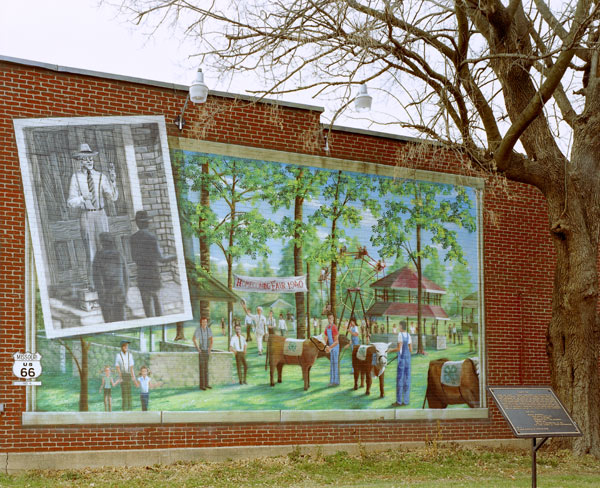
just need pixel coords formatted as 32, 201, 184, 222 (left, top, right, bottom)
36, 328, 478, 412
1, 445, 598, 487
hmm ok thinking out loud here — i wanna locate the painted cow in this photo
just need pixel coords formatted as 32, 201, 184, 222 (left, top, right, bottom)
351, 343, 392, 397
423, 357, 480, 408
266, 334, 350, 391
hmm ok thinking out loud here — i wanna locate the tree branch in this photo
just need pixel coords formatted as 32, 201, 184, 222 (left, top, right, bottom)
494, 47, 575, 163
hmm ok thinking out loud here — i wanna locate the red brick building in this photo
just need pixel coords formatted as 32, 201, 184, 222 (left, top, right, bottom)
0, 55, 555, 471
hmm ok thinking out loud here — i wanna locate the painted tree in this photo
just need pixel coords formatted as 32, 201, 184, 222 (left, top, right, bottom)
279, 232, 323, 325
248, 256, 276, 311
181, 154, 278, 321
121, 0, 600, 455
267, 166, 328, 338
424, 252, 447, 290
309, 170, 380, 319
448, 261, 474, 316
58, 337, 90, 411
172, 151, 207, 339
371, 180, 475, 354
389, 254, 409, 273
424, 251, 448, 334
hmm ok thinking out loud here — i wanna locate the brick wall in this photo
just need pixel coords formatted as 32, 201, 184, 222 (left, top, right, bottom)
0, 58, 554, 453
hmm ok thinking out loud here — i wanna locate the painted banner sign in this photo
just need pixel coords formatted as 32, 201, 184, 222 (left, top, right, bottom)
233, 274, 308, 293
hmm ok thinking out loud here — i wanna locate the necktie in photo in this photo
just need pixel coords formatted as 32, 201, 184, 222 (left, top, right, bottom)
87, 169, 98, 208
238, 336, 242, 350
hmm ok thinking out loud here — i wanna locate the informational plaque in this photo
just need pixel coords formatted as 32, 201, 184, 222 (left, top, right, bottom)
488, 387, 582, 438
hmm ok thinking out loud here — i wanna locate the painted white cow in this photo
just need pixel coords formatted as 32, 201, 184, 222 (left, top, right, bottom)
351, 342, 392, 397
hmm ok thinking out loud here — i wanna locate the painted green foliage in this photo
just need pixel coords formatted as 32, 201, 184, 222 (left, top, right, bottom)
371, 180, 475, 265
179, 154, 478, 331
181, 154, 279, 292
309, 170, 381, 317
448, 261, 474, 315
424, 251, 446, 288
371, 180, 476, 352
266, 165, 329, 336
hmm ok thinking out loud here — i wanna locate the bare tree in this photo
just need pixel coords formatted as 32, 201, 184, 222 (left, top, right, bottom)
118, 0, 600, 456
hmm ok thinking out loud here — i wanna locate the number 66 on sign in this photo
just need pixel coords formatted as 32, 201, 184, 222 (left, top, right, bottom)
12, 352, 42, 385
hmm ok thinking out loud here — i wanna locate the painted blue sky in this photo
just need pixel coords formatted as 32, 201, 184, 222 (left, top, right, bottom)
182, 151, 480, 289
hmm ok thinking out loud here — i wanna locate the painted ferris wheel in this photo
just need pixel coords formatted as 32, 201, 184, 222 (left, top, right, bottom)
318, 246, 386, 333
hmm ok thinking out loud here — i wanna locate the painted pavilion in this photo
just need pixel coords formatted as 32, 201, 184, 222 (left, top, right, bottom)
366, 266, 449, 339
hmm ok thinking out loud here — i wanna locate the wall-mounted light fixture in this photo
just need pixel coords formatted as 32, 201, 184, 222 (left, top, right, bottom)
175, 68, 210, 131
354, 83, 373, 111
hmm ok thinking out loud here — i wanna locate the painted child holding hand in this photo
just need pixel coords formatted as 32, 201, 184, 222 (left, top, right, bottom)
134, 366, 161, 411
99, 365, 120, 412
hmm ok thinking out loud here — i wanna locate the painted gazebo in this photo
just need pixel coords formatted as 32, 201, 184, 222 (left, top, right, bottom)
461, 291, 479, 331
366, 266, 449, 349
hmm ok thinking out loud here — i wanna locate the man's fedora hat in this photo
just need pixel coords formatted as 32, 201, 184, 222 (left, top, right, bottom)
135, 210, 151, 223
74, 143, 98, 158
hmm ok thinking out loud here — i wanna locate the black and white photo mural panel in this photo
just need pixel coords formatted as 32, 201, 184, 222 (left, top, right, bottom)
14, 116, 192, 338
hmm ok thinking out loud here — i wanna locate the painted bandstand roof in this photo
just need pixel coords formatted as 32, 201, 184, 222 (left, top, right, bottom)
370, 267, 446, 294
462, 291, 478, 308
366, 302, 450, 320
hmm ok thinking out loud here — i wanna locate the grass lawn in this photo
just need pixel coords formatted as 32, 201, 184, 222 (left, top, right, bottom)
1, 445, 598, 487
36, 326, 478, 412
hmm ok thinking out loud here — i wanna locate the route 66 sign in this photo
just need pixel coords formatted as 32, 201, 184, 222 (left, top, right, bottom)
12, 352, 42, 380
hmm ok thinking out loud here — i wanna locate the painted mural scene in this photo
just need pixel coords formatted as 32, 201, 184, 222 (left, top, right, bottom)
35, 148, 482, 413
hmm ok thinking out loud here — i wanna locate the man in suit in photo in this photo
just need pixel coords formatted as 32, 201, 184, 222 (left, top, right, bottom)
130, 210, 176, 317
67, 143, 119, 288
92, 232, 129, 322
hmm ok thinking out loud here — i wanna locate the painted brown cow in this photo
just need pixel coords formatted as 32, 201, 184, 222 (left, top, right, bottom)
266, 334, 350, 391
423, 358, 480, 408
266, 335, 323, 390
351, 343, 391, 398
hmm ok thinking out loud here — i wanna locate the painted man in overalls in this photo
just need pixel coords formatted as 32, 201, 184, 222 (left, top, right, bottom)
391, 320, 412, 407
324, 313, 340, 386
67, 143, 119, 288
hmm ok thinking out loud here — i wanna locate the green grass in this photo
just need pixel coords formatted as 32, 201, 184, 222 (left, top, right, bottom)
36, 326, 478, 412
0, 445, 598, 487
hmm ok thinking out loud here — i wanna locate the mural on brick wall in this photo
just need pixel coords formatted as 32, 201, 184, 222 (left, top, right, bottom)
14, 116, 192, 339
27, 142, 484, 414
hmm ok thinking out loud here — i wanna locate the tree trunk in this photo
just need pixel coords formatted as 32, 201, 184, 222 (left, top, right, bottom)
416, 224, 425, 355
306, 263, 311, 337
173, 159, 187, 341
294, 193, 306, 338
199, 160, 211, 322
226, 187, 236, 341
546, 193, 600, 456
330, 259, 337, 320
79, 338, 89, 412
329, 172, 341, 321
